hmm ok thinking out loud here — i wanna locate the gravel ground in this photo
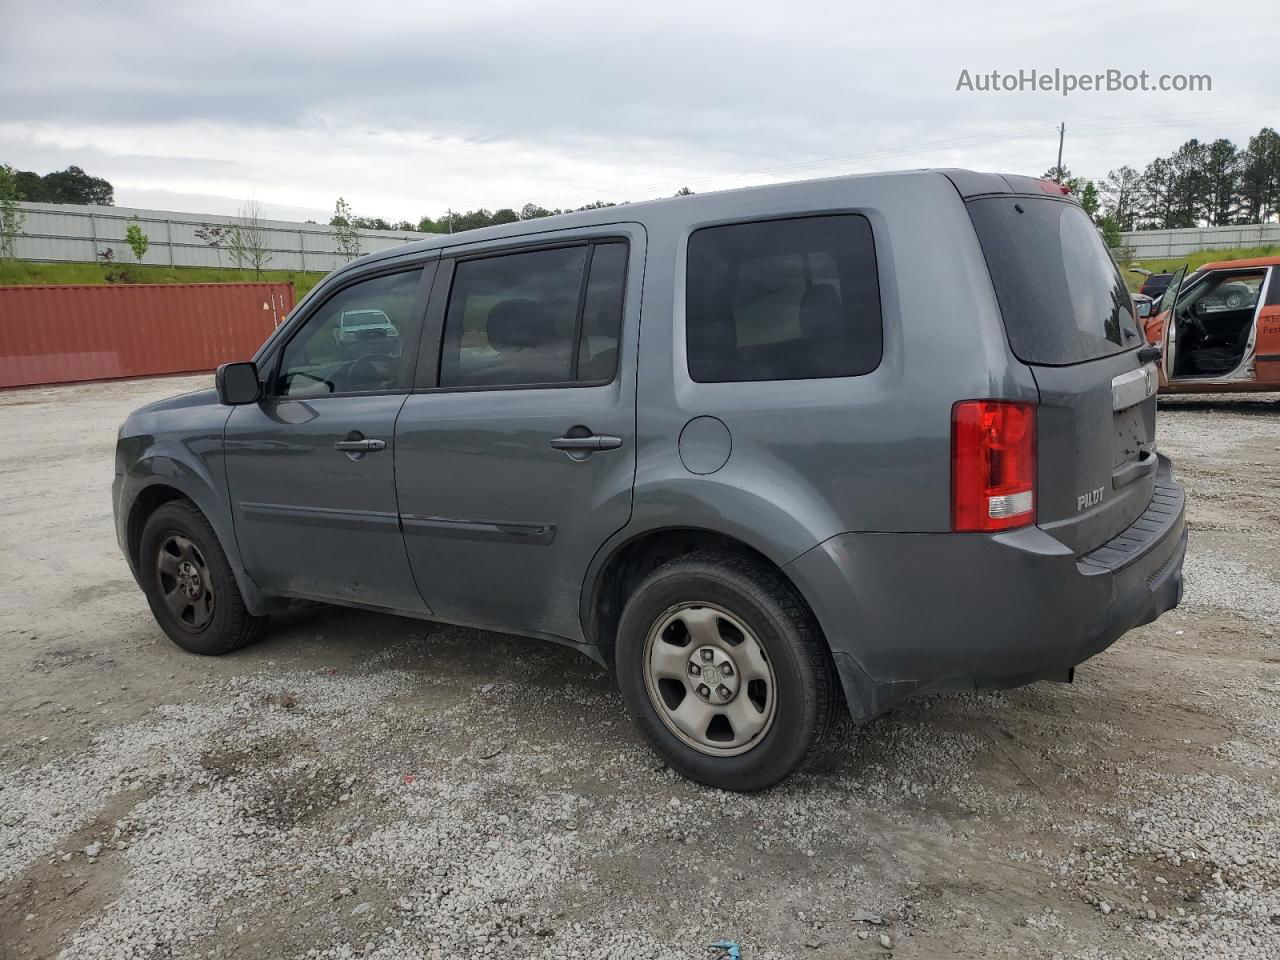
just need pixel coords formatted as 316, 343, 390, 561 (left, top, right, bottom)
1, 377, 1278, 960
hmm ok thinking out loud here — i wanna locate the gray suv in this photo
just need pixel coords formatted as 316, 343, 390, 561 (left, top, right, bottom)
113, 170, 1187, 790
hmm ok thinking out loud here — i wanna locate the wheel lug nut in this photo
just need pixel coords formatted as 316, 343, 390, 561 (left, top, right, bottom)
700, 649, 713, 662
720, 663, 733, 677
697, 684, 710, 698
689, 663, 701, 675
718, 685, 731, 699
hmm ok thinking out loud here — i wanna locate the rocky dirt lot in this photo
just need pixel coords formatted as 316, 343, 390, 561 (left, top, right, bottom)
1, 376, 1278, 960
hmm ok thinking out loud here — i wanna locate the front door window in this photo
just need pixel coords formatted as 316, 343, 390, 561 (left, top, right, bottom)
277, 270, 423, 396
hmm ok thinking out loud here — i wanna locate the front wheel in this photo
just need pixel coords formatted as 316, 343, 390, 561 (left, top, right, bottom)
615, 550, 839, 791
139, 500, 268, 655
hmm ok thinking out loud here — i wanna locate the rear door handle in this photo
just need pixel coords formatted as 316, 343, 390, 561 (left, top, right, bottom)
549, 435, 623, 452
334, 438, 386, 452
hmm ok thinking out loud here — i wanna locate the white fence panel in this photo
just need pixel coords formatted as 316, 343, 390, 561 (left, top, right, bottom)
7, 201, 436, 273
1120, 223, 1280, 260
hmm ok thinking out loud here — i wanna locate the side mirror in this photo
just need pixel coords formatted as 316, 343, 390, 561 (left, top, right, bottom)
215, 361, 261, 405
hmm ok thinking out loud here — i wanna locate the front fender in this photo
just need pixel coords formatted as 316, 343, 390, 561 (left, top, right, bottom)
115, 436, 277, 616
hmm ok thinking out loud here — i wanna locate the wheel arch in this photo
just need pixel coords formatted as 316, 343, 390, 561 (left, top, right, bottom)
121, 458, 279, 616
582, 524, 824, 667
125, 482, 191, 572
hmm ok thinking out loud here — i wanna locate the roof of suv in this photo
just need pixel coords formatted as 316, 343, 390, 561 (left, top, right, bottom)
338, 168, 1071, 277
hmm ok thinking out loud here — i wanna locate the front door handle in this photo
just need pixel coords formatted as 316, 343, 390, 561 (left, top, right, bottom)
550, 435, 623, 452
334, 438, 386, 452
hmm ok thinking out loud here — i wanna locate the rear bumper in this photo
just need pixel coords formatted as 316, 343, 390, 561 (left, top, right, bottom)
785, 455, 1186, 721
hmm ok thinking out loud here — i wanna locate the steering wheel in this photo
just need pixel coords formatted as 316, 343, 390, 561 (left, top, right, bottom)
347, 353, 398, 390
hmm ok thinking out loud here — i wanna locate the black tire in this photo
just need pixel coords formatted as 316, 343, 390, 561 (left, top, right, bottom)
615, 549, 839, 791
139, 500, 268, 655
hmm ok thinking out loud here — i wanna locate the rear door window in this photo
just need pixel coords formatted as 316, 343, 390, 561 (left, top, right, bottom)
438, 240, 627, 388
685, 214, 882, 382
967, 197, 1141, 365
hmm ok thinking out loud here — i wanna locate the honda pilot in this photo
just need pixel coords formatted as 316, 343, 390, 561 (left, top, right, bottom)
113, 170, 1187, 790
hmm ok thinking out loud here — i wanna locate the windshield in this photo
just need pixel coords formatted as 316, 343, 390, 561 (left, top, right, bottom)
967, 196, 1141, 365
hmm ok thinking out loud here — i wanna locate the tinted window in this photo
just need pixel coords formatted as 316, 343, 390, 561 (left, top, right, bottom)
685, 215, 882, 382
578, 242, 627, 381
439, 242, 626, 388
967, 197, 1141, 365
276, 269, 422, 396
1267, 269, 1280, 306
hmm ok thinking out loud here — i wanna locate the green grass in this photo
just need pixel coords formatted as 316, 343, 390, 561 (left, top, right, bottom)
1124, 245, 1279, 292
0, 260, 329, 299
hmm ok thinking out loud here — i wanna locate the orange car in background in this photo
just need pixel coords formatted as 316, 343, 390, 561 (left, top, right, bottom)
1143, 255, 1280, 393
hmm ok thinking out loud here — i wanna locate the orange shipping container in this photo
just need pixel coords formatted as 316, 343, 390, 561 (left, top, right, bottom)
0, 283, 294, 389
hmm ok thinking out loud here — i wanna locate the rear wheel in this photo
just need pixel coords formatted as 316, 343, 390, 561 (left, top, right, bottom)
615, 550, 838, 791
139, 501, 267, 655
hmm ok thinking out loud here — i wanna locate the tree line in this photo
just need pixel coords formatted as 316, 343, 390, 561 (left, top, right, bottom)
328, 188, 697, 236
1088, 127, 1280, 231
1, 164, 114, 206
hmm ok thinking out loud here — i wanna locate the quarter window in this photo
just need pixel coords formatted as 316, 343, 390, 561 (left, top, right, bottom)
685, 215, 882, 382
276, 269, 423, 397
439, 241, 627, 388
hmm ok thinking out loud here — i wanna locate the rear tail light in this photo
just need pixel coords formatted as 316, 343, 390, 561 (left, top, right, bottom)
951, 400, 1036, 532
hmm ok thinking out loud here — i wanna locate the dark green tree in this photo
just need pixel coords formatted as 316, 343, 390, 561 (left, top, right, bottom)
1239, 127, 1280, 223
37, 165, 114, 205
0, 164, 26, 258
1198, 139, 1241, 226
1139, 157, 1177, 228
1164, 139, 1210, 228
12, 169, 42, 201
1100, 166, 1143, 231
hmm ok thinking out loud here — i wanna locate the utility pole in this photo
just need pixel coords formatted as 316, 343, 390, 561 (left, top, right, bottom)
1055, 123, 1065, 183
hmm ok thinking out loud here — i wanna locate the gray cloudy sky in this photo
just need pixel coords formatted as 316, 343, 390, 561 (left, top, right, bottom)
1, 0, 1275, 222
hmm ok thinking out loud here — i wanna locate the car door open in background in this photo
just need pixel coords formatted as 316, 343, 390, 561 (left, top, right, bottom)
224, 264, 434, 610
1256, 267, 1280, 384
395, 231, 641, 641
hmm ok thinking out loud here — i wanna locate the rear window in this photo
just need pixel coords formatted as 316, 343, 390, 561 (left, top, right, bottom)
685, 215, 882, 382
967, 197, 1141, 365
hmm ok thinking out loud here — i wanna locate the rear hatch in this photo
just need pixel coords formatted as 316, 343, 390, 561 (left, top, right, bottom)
966, 190, 1157, 556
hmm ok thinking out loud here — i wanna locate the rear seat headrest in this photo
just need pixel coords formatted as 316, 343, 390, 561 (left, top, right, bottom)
799, 283, 844, 338
486, 299, 557, 352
